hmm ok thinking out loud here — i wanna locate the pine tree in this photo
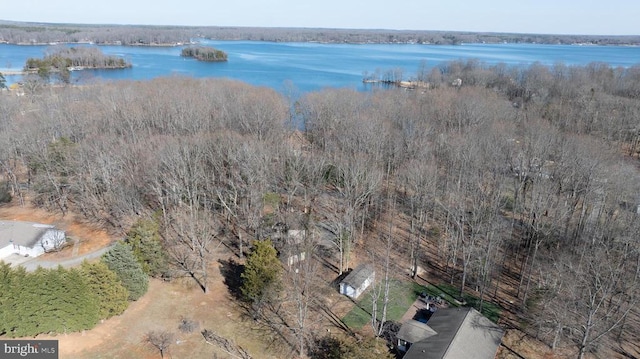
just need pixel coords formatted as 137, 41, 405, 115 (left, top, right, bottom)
102, 241, 149, 301
0, 262, 20, 335
241, 239, 282, 304
48, 267, 100, 333
81, 261, 129, 319
125, 217, 168, 277
9, 266, 100, 336
12, 267, 47, 336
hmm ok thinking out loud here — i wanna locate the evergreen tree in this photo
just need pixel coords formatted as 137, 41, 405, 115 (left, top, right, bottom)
102, 241, 149, 301
0, 72, 6, 89
241, 239, 282, 304
81, 261, 129, 319
0, 262, 20, 335
9, 266, 99, 337
10, 267, 43, 337
47, 267, 100, 333
125, 217, 168, 277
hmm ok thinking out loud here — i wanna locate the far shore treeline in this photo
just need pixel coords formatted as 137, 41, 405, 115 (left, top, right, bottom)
0, 20, 638, 46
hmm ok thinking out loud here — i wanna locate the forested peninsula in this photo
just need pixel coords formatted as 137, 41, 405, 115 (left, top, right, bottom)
22, 46, 130, 83
0, 19, 638, 45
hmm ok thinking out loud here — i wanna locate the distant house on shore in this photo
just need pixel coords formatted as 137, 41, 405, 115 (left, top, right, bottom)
0, 220, 66, 260
397, 307, 503, 359
339, 264, 375, 299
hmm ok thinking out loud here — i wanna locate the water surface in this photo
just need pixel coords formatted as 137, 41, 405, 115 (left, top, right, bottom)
1, 41, 638, 92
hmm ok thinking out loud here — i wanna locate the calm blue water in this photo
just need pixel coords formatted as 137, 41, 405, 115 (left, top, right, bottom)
1, 41, 639, 93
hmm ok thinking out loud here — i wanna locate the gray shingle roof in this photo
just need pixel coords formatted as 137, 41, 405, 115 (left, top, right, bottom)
0, 220, 55, 248
340, 263, 374, 288
397, 320, 438, 344
403, 307, 503, 359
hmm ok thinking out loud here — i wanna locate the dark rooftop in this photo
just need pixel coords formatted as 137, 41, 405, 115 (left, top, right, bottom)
403, 307, 503, 359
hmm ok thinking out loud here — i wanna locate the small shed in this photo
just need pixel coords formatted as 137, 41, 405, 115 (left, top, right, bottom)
339, 264, 375, 299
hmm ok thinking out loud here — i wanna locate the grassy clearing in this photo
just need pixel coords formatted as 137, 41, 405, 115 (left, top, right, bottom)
342, 280, 501, 330
432, 283, 502, 323
342, 280, 420, 329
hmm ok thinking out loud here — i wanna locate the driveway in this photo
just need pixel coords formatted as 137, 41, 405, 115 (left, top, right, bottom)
4, 244, 114, 271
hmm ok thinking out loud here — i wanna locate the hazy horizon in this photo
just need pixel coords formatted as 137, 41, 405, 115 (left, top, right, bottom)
2, 0, 638, 36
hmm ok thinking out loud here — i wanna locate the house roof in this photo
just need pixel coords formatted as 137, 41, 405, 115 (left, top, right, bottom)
340, 264, 375, 288
397, 320, 437, 344
0, 220, 56, 248
403, 307, 503, 359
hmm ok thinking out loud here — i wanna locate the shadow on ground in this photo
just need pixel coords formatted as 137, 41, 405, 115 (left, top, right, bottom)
218, 258, 244, 300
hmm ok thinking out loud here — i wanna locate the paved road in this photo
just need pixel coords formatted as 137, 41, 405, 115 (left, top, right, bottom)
7, 245, 114, 271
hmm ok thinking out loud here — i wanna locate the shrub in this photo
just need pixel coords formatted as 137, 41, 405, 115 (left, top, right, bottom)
178, 318, 199, 333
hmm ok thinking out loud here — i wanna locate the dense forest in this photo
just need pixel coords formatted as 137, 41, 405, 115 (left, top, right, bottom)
1, 59, 640, 358
0, 20, 639, 45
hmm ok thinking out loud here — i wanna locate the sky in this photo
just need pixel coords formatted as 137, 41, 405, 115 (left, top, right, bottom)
3, 0, 638, 35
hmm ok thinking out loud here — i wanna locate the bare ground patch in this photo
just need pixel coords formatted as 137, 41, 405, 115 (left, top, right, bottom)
35, 260, 289, 359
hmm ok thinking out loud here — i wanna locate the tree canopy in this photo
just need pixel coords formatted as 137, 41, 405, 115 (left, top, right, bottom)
102, 241, 149, 301
125, 217, 168, 277
180, 46, 228, 62
0, 264, 100, 337
241, 239, 282, 304
81, 260, 130, 319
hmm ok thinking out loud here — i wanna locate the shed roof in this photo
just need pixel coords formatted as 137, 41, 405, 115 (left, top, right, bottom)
340, 264, 375, 288
404, 307, 503, 359
0, 220, 56, 248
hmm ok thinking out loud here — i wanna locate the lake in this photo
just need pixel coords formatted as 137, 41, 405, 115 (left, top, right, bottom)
1, 41, 639, 93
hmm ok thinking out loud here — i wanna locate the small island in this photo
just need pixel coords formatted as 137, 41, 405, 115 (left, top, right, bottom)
24, 46, 131, 83
181, 46, 228, 62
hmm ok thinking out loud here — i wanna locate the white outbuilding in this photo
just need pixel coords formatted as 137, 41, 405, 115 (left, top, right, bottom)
339, 264, 375, 299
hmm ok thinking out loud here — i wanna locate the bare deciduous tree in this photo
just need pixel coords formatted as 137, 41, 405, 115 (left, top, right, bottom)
145, 330, 174, 359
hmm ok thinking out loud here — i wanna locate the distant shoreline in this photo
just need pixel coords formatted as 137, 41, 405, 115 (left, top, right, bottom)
1, 65, 130, 76
4, 41, 187, 47
1, 21, 639, 46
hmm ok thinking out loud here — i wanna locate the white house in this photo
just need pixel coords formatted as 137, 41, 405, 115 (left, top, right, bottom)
339, 264, 375, 299
0, 220, 66, 260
